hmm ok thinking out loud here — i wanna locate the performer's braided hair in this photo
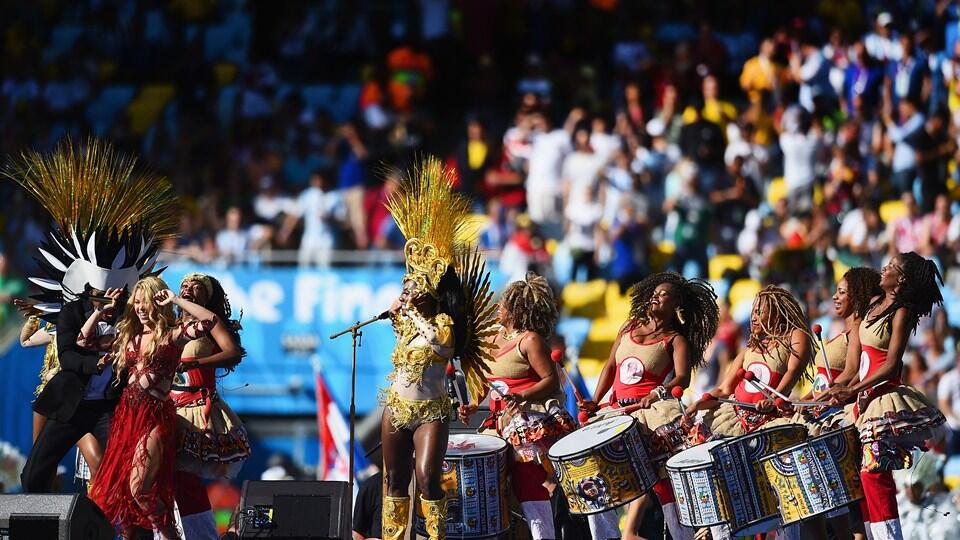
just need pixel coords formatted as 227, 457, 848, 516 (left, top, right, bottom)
866, 252, 943, 335
204, 275, 243, 345
747, 285, 815, 376
500, 272, 558, 340
627, 272, 719, 369
842, 267, 882, 320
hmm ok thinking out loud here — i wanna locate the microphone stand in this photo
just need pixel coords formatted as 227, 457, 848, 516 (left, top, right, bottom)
329, 312, 387, 538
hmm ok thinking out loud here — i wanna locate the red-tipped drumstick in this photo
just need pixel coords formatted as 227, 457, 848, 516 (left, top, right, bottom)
812, 323, 834, 385
671, 386, 687, 415
551, 349, 584, 402
741, 369, 790, 401
698, 392, 760, 410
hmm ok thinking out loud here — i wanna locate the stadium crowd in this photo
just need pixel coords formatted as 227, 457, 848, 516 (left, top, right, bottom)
3, 1, 960, 532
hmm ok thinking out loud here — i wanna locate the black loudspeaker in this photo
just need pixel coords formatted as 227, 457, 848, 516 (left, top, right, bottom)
239, 480, 350, 540
0, 494, 113, 540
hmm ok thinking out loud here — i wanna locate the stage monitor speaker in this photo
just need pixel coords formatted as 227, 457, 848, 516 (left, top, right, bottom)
0, 493, 113, 540
239, 480, 350, 540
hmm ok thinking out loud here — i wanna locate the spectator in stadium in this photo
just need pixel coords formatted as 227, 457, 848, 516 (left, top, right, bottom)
279, 170, 344, 268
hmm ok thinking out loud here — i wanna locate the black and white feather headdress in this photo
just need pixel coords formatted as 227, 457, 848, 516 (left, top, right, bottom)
4, 137, 179, 321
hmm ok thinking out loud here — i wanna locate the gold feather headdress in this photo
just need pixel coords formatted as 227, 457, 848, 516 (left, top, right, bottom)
386, 156, 474, 297
386, 157, 497, 402
4, 137, 179, 319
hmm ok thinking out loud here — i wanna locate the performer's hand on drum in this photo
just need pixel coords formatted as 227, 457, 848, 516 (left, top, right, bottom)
756, 398, 775, 413
458, 403, 478, 424
638, 394, 658, 408
825, 385, 855, 405
577, 399, 599, 414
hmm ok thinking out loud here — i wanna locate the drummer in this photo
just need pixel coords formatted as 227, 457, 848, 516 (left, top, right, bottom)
578, 272, 718, 540
796, 267, 881, 540
822, 253, 946, 540
458, 272, 576, 540
686, 285, 814, 437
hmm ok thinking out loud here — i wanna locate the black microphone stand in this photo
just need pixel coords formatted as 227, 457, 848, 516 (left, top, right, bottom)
329, 311, 388, 532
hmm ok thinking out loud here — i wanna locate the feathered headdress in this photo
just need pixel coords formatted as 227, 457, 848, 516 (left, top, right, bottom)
386, 157, 497, 402
386, 157, 473, 298
4, 137, 178, 320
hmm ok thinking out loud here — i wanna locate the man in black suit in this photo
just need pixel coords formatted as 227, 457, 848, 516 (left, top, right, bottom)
21, 292, 124, 492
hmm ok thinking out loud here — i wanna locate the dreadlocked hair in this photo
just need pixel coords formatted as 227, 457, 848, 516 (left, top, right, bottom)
747, 285, 816, 378
627, 272, 719, 369
500, 272, 559, 340
867, 252, 944, 335
842, 267, 882, 320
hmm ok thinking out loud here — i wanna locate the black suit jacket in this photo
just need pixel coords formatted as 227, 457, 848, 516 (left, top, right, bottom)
33, 300, 124, 422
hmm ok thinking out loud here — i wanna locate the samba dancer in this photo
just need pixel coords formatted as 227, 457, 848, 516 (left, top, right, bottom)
580, 272, 718, 540
686, 285, 815, 540
796, 267, 881, 540
85, 279, 236, 540
380, 159, 496, 540
458, 272, 576, 540
687, 285, 814, 436
172, 273, 249, 539
823, 253, 946, 540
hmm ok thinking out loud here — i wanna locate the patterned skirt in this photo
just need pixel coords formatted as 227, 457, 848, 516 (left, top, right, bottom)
176, 391, 251, 479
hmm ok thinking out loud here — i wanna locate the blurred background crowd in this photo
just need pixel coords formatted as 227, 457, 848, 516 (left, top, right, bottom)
3, 0, 960, 531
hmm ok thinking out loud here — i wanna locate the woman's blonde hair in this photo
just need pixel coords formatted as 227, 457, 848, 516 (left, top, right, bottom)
110, 276, 177, 374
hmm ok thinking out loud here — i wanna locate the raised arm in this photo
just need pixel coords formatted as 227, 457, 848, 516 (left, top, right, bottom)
20, 317, 48, 348
178, 323, 244, 371
154, 290, 218, 345
403, 306, 454, 359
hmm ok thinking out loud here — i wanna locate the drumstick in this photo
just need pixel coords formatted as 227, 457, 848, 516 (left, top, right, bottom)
740, 369, 790, 401
670, 386, 687, 416
812, 324, 834, 385
698, 393, 760, 410
551, 349, 584, 402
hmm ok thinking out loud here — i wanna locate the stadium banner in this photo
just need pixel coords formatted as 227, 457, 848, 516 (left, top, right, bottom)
162, 263, 506, 416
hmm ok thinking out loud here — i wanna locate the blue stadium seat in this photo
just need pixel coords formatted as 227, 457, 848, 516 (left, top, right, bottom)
217, 85, 238, 126
85, 86, 136, 136
557, 317, 592, 353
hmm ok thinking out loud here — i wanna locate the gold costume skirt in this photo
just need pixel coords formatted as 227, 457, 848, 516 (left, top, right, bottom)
176, 393, 251, 479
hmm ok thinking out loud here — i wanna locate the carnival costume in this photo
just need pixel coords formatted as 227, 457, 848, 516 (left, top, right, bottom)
834, 319, 946, 540
9, 138, 178, 497
700, 342, 797, 437
381, 158, 497, 540
607, 325, 692, 540
481, 325, 575, 539
172, 274, 250, 479
86, 317, 216, 531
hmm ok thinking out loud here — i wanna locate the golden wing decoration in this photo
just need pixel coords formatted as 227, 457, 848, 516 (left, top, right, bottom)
454, 247, 499, 404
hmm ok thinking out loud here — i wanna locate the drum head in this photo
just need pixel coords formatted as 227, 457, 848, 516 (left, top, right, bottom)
548, 415, 635, 458
446, 433, 507, 456
665, 439, 724, 470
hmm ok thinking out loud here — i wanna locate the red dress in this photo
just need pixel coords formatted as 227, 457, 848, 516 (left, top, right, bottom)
90, 319, 214, 530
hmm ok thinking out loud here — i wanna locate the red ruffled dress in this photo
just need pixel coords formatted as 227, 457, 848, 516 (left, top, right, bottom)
90, 318, 215, 531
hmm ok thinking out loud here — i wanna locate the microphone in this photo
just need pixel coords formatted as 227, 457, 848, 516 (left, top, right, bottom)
376, 310, 391, 320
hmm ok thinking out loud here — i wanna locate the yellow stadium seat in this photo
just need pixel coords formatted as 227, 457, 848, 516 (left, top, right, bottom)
545, 238, 557, 256
213, 63, 237, 86
767, 177, 787, 206
605, 282, 631, 321
561, 280, 608, 319
587, 317, 622, 344
576, 357, 607, 379
728, 278, 761, 308
813, 183, 824, 206
833, 259, 850, 283
708, 254, 744, 281
879, 200, 907, 223
127, 84, 176, 135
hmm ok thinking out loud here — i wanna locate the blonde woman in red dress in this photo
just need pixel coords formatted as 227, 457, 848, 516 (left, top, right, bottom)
83, 276, 240, 539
